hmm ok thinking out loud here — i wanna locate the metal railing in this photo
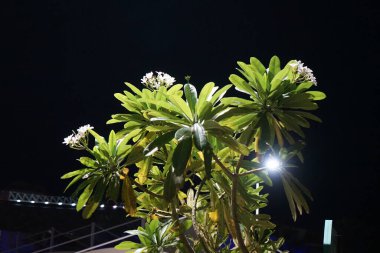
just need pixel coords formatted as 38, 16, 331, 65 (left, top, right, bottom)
2, 219, 141, 253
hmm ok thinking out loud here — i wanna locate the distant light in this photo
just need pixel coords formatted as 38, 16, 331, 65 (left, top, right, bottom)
44, 201, 49, 205
71, 203, 76, 207
112, 205, 118, 209
100, 204, 105, 208
323, 220, 333, 245
16, 199, 21, 203
30, 201, 35, 204
58, 202, 63, 206
264, 157, 282, 171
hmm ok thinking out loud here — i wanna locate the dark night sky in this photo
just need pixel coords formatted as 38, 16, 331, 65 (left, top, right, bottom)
1, 0, 379, 248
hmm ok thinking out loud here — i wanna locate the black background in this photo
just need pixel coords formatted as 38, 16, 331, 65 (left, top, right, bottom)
1, 0, 379, 251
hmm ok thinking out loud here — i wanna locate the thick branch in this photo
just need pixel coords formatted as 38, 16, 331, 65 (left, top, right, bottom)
171, 199, 195, 253
192, 179, 216, 253
231, 156, 250, 253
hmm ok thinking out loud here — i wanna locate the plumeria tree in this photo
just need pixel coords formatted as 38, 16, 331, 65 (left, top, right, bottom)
62, 56, 325, 253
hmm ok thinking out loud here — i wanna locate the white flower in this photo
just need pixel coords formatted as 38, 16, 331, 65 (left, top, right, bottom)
141, 71, 176, 89
63, 124, 93, 149
77, 124, 94, 135
63, 134, 75, 145
293, 60, 317, 86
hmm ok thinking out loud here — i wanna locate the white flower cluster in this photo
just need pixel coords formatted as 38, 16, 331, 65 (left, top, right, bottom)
63, 124, 93, 149
291, 61, 317, 86
141, 71, 176, 89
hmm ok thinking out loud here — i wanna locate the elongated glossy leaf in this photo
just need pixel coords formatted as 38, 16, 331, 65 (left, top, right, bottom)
163, 168, 176, 201
167, 84, 183, 95
229, 74, 255, 96
136, 156, 152, 185
89, 129, 106, 146
61, 168, 91, 179
197, 82, 215, 111
76, 180, 97, 211
115, 241, 143, 250
122, 177, 137, 216
172, 137, 192, 176
296, 81, 314, 92
250, 57, 266, 74
184, 83, 198, 117
175, 127, 192, 141
193, 123, 207, 150
124, 82, 142, 96
255, 171, 273, 186
203, 120, 233, 134
210, 84, 232, 105
208, 130, 249, 155
306, 91, 326, 100
268, 55, 281, 79
281, 175, 297, 221
167, 95, 192, 121
270, 67, 290, 92
204, 145, 213, 178
144, 131, 176, 156
82, 179, 107, 219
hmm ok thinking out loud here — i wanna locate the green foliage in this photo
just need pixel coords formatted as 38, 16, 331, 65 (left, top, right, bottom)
62, 57, 326, 252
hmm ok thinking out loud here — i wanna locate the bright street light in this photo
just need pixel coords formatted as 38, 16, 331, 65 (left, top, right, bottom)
264, 157, 282, 171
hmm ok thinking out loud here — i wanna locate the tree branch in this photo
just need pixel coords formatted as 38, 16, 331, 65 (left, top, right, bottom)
231, 156, 250, 253
171, 199, 195, 253
192, 179, 216, 253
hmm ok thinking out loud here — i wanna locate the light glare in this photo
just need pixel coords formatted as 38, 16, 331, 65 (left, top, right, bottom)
58, 202, 63, 206
265, 157, 281, 171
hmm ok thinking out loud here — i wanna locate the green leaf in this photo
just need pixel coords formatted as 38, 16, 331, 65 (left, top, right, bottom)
255, 171, 273, 187
184, 83, 198, 117
209, 131, 249, 155
175, 127, 192, 141
250, 57, 266, 74
163, 168, 177, 201
210, 84, 232, 105
281, 175, 297, 221
197, 82, 216, 112
79, 156, 98, 169
296, 81, 314, 92
125, 82, 142, 96
306, 91, 327, 100
88, 129, 106, 146
82, 179, 107, 219
192, 123, 207, 150
270, 67, 290, 92
76, 180, 97, 211
115, 241, 143, 250
122, 177, 137, 216
204, 145, 213, 178
229, 74, 255, 95
268, 55, 281, 80
136, 156, 153, 185
144, 131, 176, 156
172, 137, 192, 176
167, 95, 192, 121
61, 169, 90, 179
